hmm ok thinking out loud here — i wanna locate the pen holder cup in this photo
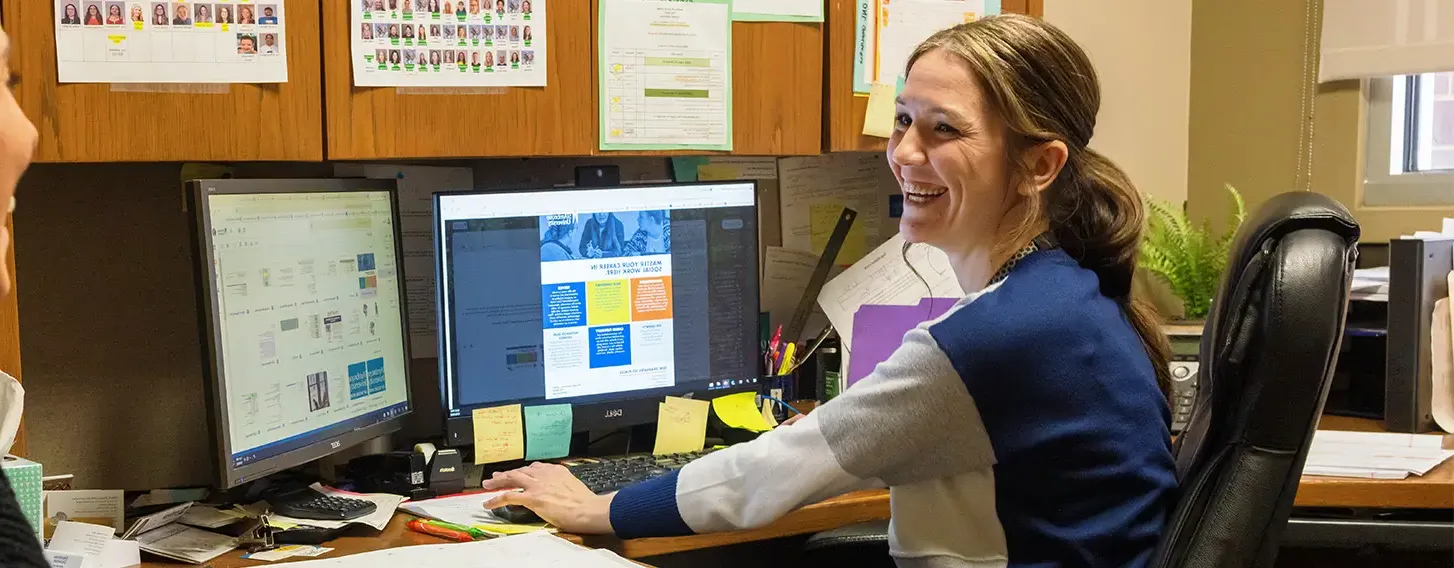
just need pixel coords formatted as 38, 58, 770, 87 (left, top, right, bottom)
760, 373, 799, 422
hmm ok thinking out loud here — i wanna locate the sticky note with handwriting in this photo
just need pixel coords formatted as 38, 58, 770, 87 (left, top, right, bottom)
810, 202, 867, 264
697, 163, 744, 181
653, 396, 709, 455
472, 404, 524, 464
523, 404, 573, 461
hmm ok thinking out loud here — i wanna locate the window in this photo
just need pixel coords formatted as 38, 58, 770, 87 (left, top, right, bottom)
1364, 72, 1454, 206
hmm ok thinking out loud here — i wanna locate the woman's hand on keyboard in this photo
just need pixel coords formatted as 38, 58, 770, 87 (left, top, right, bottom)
482, 462, 615, 534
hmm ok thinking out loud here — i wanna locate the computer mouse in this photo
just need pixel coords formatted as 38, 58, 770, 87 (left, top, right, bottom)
491, 504, 543, 524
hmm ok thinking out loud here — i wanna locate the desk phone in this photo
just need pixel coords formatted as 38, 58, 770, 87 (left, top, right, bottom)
1169, 332, 1201, 433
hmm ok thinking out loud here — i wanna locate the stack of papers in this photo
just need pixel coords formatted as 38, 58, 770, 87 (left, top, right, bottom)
398, 491, 552, 536
43, 521, 141, 568
1351, 266, 1389, 302
1304, 430, 1454, 479
274, 532, 635, 567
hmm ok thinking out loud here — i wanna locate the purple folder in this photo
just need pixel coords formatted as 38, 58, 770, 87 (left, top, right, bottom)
847, 298, 959, 387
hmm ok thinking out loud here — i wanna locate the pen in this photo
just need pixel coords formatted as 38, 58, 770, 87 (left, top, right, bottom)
407, 519, 475, 542
778, 343, 797, 375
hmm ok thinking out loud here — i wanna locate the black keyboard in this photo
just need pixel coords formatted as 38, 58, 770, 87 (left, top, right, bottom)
265, 486, 377, 521
560, 449, 719, 494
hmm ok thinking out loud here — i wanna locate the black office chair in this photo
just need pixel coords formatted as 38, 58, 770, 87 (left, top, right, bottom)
803, 192, 1360, 568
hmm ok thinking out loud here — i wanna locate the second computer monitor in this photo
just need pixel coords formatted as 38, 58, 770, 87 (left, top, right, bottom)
436, 182, 760, 444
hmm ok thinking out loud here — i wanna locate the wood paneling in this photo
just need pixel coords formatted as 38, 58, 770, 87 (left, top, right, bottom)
324, 1, 595, 159
824, 0, 1040, 152
6, 0, 324, 162
591, 3, 824, 157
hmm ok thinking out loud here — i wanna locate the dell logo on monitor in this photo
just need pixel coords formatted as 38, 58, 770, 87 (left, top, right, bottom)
604, 409, 623, 418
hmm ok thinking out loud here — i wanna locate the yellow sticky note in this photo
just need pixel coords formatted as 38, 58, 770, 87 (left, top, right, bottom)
810, 203, 867, 264
653, 396, 709, 455
862, 81, 896, 138
472, 404, 524, 464
697, 163, 744, 181
761, 399, 779, 428
964, 11, 977, 22
133, 21, 144, 30
711, 392, 773, 432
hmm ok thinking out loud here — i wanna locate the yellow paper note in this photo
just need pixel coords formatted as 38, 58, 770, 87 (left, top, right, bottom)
697, 163, 745, 181
810, 202, 867, 264
653, 397, 709, 455
760, 399, 779, 427
862, 81, 896, 138
711, 392, 773, 432
472, 404, 524, 464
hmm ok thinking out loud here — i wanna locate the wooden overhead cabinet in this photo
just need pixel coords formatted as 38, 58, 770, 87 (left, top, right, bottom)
825, 0, 1041, 152
324, 0, 595, 159
7, 0, 325, 162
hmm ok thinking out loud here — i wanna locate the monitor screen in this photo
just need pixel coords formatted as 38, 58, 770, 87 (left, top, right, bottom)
437, 182, 759, 434
192, 180, 412, 487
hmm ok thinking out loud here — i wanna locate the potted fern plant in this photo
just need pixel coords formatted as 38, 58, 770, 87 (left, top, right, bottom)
1138, 184, 1246, 321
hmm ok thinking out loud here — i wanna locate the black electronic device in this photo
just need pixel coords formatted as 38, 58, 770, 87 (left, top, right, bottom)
435, 181, 762, 445
265, 485, 378, 521
347, 451, 428, 498
1166, 326, 1202, 434
575, 165, 621, 188
427, 449, 467, 496
187, 178, 414, 489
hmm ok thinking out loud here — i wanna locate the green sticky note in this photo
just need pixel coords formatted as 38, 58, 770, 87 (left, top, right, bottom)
671, 157, 708, 182
896, 76, 906, 96
523, 404, 573, 461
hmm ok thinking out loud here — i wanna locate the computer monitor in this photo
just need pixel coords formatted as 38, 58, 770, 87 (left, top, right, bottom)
188, 179, 413, 489
436, 181, 760, 446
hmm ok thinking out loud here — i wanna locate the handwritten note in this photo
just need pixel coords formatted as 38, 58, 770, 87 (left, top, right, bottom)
653, 397, 710, 455
711, 392, 774, 432
862, 81, 897, 138
523, 404, 573, 461
810, 203, 869, 264
473, 405, 524, 464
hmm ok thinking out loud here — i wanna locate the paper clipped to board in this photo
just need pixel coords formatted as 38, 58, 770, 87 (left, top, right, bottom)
818, 234, 966, 353
654, 396, 710, 455
349, 0, 548, 87
731, 0, 824, 22
473, 404, 525, 464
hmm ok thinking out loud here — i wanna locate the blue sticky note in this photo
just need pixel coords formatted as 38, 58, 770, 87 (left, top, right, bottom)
895, 76, 906, 96
523, 404, 573, 461
671, 157, 708, 182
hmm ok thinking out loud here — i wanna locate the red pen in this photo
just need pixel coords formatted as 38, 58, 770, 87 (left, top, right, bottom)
407, 519, 474, 542
767, 325, 783, 373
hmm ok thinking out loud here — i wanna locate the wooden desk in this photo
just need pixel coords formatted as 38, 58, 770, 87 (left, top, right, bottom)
141, 416, 1451, 565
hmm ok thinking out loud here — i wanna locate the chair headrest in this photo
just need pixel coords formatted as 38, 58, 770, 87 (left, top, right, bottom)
1224, 192, 1359, 274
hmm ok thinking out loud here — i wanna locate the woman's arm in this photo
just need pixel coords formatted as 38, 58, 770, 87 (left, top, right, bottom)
484, 322, 995, 538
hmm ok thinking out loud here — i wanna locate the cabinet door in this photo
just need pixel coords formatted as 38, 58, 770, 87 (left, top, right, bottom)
7, 0, 324, 162
825, 0, 1040, 152
592, 2, 823, 157
324, 0, 594, 159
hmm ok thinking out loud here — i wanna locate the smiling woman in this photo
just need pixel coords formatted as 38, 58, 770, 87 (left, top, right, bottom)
481, 15, 1176, 568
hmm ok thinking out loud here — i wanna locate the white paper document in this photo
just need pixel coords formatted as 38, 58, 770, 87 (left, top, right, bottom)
272, 532, 633, 567
48, 520, 116, 560
818, 234, 964, 352
133, 523, 238, 565
53, 0, 288, 83
264, 484, 405, 530
779, 153, 898, 265
862, 0, 989, 88
350, 0, 547, 87
334, 164, 474, 355
44, 490, 126, 537
178, 505, 245, 529
600, 0, 733, 151
43, 549, 89, 568
121, 502, 191, 540
100, 539, 141, 568
761, 247, 842, 338
1303, 429, 1454, 479
398, 490, 512, 526
731, 0, 822, 21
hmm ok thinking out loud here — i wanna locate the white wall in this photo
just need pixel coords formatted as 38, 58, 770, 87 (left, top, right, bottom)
1044, 0, 1193, 204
